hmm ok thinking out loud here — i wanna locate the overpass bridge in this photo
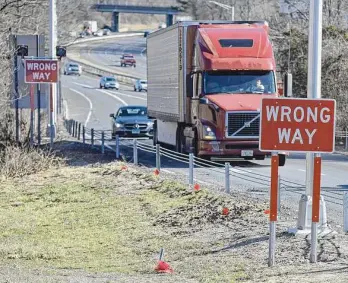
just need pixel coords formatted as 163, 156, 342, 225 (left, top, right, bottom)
91, 4, 181, 32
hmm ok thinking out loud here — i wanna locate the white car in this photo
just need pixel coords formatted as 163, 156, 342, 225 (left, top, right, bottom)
134, 79, 147, 92
64, 63, 82, 76
99, 76, 119, 90
93, 30, 103, 37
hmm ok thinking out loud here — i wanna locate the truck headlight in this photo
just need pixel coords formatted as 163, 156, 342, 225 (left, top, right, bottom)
203, 125, 216, 140
147, 121, 154, 127
115, 123, 123, 128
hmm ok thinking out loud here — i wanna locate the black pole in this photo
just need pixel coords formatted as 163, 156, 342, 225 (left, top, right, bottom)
14, 36, 19, 144
37, 35, 41, 145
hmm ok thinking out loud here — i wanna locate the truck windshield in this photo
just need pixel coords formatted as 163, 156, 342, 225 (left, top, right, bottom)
204, 71, 276, 95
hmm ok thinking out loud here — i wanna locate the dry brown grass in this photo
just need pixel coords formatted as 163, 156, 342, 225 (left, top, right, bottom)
0, 146, 63, 178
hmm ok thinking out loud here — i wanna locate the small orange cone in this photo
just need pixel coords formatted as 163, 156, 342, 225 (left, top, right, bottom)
194, 184, 200, 191
222, 207, 229, 216
155, 260, 174, 273
154, 248, 174, 274
264, 209, 270, 215
154, 168, 160, 176
121, 165, 127, 171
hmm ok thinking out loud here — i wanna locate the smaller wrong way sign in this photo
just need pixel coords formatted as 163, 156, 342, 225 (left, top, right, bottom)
260, 97, 336, 153
24, 59, 58, 83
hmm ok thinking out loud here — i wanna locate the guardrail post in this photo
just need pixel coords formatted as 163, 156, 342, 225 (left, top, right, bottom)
75, 121, 78, 138
189, 153, 194, 185
278, 174, 281, 213
116, 134, 120, 159
69, 120, 73, 135
156, 144, 161, 171
133, 139, 138, 165
77, 123, 81, 140
345, 130, 348, 151
225, 162, 230, 194
344, 192, 348, 232
101, 131, 105, 154
82, 126, 86, 144
91, 128, 94, 146
72, 121, 75, 137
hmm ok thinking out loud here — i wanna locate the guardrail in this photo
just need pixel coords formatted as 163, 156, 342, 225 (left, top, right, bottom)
63, 118, 347, 211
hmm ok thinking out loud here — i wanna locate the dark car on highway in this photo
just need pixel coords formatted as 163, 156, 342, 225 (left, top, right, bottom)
110, 106, 153, 138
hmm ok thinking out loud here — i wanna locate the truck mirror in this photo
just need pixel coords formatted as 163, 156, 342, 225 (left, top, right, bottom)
109, 113, 114, 118
199, 98, 208, 104
284, 72, 293, 97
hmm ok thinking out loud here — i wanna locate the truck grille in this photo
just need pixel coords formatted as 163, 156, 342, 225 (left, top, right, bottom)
226, 112, 260, 138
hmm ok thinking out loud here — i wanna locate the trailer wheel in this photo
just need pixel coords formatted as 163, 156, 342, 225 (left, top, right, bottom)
175, 126, 184, 153
193, 130, 199, 157
279, 154, 286, 167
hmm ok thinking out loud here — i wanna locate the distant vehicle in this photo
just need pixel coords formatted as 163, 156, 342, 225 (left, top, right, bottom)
158, 22, 166, 29
120, 54, 136, 67
85, 20, 98, 33
64, 62, 82, 76
144, 31, 151, 37
93, 30, 104, 37
103, 29, 111, 36
109, 106, 153, 138
99, 76, 119, 89
134, 79, 147, 92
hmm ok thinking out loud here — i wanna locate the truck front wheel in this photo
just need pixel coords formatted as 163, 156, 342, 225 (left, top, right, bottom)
279, 154, 286, 167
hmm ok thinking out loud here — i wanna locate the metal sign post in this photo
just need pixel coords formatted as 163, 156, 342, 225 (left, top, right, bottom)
268, 153, 279, 267
260, 96, 335, 266
29, 84, 34, 146
310, 155, 322, 262
307, 0, 323, 263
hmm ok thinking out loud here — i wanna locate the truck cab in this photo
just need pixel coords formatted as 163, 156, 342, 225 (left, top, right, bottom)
147, 21, 289, 166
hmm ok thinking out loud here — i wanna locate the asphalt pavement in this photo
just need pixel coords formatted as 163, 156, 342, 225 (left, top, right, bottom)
62, 36, 348, 211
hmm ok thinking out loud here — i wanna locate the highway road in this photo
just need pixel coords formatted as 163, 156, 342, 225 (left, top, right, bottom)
62, 35, 348, 211
70, 36, 147, 79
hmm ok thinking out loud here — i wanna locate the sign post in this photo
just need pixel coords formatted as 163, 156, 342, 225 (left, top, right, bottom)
268, 153, 279, 267
260, 97, 336, 266
29, 84, 35, 146
24, 58, 58, 147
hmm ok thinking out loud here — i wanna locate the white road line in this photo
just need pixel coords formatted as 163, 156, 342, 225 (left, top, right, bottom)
63, 99, 69, 119
140, 47, 146, 58
69, 88, 93, 127
298, 168, 325, 176
108, 90, 147, 100
98, 89, 128, 105
73, 82, 146, 101
230, 168, 251, 175
161, 169, 175, 174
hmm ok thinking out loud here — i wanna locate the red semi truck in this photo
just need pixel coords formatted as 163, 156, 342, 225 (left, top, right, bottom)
146, 21, 288, 166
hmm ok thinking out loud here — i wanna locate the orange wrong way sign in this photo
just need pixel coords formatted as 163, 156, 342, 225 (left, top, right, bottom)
259, 98, 336, 153
24, 59, 58, 83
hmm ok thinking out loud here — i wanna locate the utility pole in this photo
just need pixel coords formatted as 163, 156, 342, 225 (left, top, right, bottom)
49, 0, 57, 147
307, 0, 323, 263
